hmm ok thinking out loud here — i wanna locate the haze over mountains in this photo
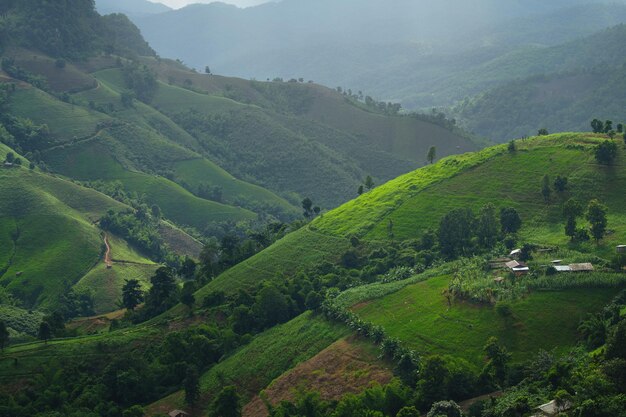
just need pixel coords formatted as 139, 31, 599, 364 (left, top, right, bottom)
112, 0, 626, 108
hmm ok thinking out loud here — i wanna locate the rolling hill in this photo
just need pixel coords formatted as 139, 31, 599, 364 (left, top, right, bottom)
4, 132, 624, 416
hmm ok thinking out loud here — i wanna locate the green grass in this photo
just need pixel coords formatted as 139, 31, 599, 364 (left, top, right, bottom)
313, 134, 626, 256
0, 167, 123, 308
8, 86, 108, 142
8, 47, 96, 93
353, 275, 616, 366
194, 227, 351, 300
43, 137, 257, 228
74, 262, 158, 314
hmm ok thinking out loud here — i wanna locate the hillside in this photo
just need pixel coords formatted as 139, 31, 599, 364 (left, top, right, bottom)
3, 133, 624, 416
454, 65, 626, 142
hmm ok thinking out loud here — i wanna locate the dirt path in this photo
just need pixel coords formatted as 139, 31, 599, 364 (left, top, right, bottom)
103, 234, 112, 268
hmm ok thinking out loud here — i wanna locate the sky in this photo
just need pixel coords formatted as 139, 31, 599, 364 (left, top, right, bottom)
155, 0, 273, 9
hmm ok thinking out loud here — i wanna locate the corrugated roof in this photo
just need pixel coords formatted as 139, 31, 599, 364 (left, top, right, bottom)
570, 263, 594, 272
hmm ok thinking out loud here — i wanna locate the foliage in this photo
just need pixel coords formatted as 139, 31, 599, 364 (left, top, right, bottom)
594, 140, 618, 164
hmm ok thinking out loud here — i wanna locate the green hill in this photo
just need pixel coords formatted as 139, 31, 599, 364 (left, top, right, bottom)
2, 133, 626, 416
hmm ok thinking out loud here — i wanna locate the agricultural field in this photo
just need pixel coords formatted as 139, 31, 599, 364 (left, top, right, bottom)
352, 275, 617, 366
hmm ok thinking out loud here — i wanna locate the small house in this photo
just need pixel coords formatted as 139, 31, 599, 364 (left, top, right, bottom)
168, 411, 190, 417
554, 265, 572, 273
533, 399, 572, 416
617, 245, 626, 254
509, 249, 522, 259
569, 263, 594, 273
506, 260, 529, 275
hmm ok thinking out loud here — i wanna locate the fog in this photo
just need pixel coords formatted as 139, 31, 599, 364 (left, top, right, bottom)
131, 0, 626, 109
156, 0, 273, 8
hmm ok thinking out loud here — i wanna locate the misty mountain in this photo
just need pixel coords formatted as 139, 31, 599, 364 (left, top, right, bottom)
129, 0, 626, 109
96, 0, 171, 18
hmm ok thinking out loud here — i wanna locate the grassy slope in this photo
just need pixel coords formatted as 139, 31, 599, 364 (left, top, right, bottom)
353, 275, 615, 366
146, 312, 350, 416
74, 233, 158, 314
0, 164, 125, 308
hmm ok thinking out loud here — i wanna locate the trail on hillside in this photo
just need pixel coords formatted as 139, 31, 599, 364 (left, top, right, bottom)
103, 234, 112, 268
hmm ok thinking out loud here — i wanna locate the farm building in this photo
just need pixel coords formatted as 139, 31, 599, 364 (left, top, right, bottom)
509, 249, 522, 258
531, 399, 572, 416
554, 263, 594, 273
617, 245, 626, 253
168, 411, 189, 417
505, 260, 529, 275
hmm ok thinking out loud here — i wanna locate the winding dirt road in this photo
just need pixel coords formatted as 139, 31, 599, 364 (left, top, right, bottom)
103, 234, 112, 268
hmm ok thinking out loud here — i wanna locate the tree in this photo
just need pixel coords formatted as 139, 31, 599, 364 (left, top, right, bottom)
145, 267, 178, 314
253, 285, 289, 328
438, 208, 475, 257
591, 119, 604, 133
427, 146, 437, 164
427, 401, 462, 417
357, 185, 364, 195
38, 321, 52, 344
209, 386, 241, 417
507, 140, 516, 153
180, 256, 197, 280
563, 198, 583, 241
0, 320, 8, 351
397, 407, 421, 417
538, 128, 549, 136
150, 204, 161, 219
519, 243, 534, 262
483, 337, 510, 387
122, 405, 145, 417
122, 279, 144, 311
181, 281, 196, 313
302, 197, 313, 218
4, 151, 14, 163
604, 120, 613, 133
595, 140, 618, 164
586, 199, 608, 242
184, 366, 200, 405
618, 123, 624, 133
365, 175, 374, 190
500, 207, 522, 234
476, 203, 498, 248
541, 174, 551, 203
205, 65, 211, 74
554, 176, 568, 192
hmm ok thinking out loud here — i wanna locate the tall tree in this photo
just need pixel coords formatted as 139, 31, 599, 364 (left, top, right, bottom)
500, 207, 522, 234
302, 197, 313, 218
586, 199, 608, 242
591, 119, 604, 134
0, 320, 9, 351
184, 366, 200, 405
563, 198, 583, 241
38, 321, 52, 344
209, 386, 241, 417
364, 175, 374, 190
427, 146, 437, 164
438, 208, 475, 257
595, 140, 618, 165
476, 203, 498, 248
122, 279, 144, 311
145, 267, 178, 314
